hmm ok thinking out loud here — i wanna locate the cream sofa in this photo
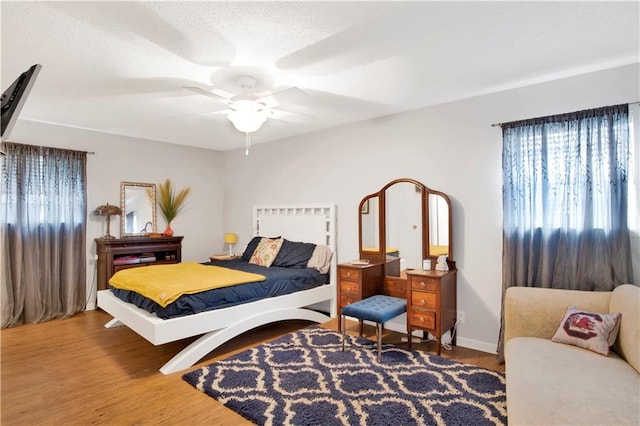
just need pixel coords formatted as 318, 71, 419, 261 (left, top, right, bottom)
504, 284, 639, 425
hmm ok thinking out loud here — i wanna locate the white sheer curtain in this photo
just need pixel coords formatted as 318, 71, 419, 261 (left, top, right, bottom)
1, 142, 87, 327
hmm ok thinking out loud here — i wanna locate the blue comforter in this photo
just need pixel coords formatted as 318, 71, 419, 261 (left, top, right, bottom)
109, 259, 329, 319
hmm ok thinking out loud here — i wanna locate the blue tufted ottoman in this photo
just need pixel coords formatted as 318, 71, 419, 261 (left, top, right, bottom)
341, 295, 407, 361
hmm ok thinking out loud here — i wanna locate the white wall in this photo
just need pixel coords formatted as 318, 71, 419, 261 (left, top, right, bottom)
7, 121, 225, 309
222, 64, 640, 353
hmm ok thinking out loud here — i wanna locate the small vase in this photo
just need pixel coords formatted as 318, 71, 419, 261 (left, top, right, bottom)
164, 224, 174, 237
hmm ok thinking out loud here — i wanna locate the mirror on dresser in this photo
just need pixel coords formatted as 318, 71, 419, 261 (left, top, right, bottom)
384, 180, 424, 272
120, 181, 157, 237
428, 193, 451, 258
359, 194, 381, 254
358, 178, 453, 271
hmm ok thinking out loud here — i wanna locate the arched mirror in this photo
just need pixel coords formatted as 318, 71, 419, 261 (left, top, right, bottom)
385, 181, 424, 270
358, 178, 452, 274
120, 181, 157, 237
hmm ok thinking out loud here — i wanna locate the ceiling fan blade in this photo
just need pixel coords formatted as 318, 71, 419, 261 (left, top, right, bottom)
209, 109, 233, 115
259, 87, 307, 108
268, 108, 315, 124
184, 86, 232, 105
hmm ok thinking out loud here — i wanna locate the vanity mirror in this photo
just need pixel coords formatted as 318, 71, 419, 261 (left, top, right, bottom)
358, 178, 452, 271
120, 181, 157, 237
359, 194, 381, 253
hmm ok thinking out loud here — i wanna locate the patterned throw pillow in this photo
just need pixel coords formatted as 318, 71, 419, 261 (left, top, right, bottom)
249, 237, 284, 267
551, 305, 621, 356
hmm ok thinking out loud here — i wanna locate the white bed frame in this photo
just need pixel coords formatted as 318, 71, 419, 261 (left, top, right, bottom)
97, 203, 337, 375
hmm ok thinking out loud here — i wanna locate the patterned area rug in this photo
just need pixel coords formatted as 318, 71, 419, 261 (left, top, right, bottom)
182, 325, 506, 425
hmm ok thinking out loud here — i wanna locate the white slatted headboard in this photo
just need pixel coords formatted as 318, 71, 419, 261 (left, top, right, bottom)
253, 203, 337, 287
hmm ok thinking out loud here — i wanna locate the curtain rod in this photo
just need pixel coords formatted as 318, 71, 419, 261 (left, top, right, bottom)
1, 140, 95, 154
491, 101, 640, 128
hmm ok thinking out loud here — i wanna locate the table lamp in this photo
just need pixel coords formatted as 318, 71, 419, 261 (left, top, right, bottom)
94, 203, 122, 239
224, 232, 238, 256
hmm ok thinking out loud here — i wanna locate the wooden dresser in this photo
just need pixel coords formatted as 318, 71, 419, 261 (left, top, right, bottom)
95, 236, 183, 290
406, 269, 457, 355
337, 262, 384, 331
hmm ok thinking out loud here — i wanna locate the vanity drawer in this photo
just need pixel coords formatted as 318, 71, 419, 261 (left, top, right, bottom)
339, 268, 361, 281
340, 280, 360, 296
410, 311, 436, 330
410, 276, 439, 292
411, 291, 437, 310
340, 294, 359, 309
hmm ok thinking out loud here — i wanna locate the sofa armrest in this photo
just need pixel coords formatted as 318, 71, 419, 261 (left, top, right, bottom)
504, 287, 611, 344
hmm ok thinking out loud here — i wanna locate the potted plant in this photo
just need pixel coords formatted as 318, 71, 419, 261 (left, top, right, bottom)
156, 179, 191, 237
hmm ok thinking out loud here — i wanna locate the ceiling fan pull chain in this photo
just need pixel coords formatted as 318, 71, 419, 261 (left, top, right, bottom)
245, 132, 250, 156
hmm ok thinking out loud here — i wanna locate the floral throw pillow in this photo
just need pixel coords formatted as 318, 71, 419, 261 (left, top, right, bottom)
249, 237, 284, 267
551, 305, 621, 356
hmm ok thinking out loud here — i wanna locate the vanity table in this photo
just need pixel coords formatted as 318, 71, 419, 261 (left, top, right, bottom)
345, 178, 457, 354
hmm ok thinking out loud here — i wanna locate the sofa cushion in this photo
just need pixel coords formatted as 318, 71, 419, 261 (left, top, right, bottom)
506, 337, 639, 425
610, 284, 640, 373
551, 305, 621, 356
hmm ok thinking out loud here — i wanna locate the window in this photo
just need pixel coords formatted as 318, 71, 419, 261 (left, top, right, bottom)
503, 105, 632, 236
1, 142, 87, 327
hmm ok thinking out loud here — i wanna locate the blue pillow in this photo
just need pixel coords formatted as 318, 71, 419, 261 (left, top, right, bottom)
272, 239, 316, 268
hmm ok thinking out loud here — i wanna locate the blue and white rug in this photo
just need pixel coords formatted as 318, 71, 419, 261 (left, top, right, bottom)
182, 325, 506, 425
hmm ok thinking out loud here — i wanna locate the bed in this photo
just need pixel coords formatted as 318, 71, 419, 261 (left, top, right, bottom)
97, 203, 337, 375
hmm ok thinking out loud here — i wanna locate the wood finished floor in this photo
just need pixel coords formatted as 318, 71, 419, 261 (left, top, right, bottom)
1, 310, 504, 425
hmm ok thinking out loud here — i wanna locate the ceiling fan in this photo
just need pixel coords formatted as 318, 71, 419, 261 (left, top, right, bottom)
185, 76, 312, 131
185, 76, 313, 155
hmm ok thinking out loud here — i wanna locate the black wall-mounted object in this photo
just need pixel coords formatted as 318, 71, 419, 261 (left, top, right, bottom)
1, 63, 42, 141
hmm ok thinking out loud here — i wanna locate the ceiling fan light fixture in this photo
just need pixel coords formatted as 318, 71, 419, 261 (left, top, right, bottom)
228, 110, 267, 133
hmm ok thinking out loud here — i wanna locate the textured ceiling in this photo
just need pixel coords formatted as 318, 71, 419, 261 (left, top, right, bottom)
2, 1, 638, 152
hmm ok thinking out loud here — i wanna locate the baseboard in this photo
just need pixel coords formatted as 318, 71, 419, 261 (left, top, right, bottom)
455, 337, 497, 355
352, 314, 498, 355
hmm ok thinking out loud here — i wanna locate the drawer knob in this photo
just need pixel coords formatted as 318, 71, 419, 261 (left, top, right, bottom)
346, 272, 351, 277
420, 300, 425, 305
420, 281, 425, 287
419, 316, 424, 322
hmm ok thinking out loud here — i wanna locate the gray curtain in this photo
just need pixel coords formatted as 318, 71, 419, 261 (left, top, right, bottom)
1, 142, 87, 327
497, 104, 633, 362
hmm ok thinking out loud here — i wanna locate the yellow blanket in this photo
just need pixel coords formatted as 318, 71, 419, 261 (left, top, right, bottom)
108, 262, 266, 307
